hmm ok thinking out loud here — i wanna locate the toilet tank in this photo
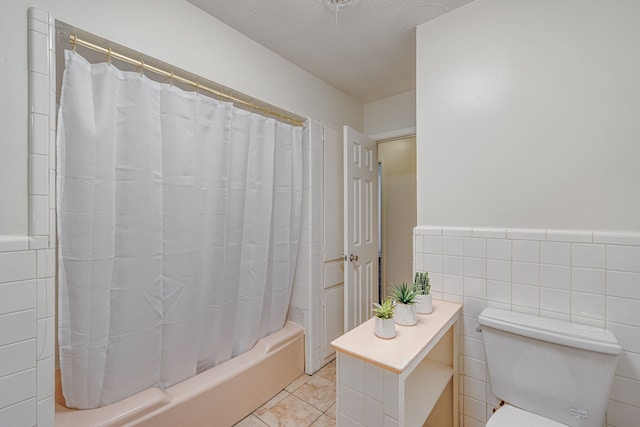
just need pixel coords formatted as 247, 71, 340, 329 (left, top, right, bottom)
478, 308, 621, 427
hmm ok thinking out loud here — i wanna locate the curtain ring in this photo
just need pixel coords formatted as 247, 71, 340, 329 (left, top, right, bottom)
106, 48, 112, 64
71, 34, 77, 52
194, 81, 200, 95
169, 71, 174, 87
137, 60, 144, 75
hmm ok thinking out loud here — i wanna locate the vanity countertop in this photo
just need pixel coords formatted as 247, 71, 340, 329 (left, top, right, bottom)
331, 299, 462, 374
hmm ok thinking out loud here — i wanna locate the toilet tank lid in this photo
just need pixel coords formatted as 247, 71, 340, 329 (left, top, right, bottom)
478, 308, 622, 355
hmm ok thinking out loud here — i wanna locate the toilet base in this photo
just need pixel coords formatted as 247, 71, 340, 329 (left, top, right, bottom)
486, 404, 568, 427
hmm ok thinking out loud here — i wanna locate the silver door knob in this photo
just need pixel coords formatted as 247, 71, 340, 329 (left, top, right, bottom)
340, 253, 359, 262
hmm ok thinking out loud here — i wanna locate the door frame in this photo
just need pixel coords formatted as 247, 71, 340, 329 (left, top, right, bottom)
376, 135, 417, 302
370, 127, 416, 305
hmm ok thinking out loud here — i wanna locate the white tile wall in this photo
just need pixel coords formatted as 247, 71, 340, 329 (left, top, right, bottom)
607, 245, 640, 273
415, 225, 640, 427
290, 119, 324, 375
540, 241, 570, 265
540, 264, 570, 289
0, 310, 36, 347
0, 369, 37, 417
0, 251, 36, 284
512, 240, 539, 263
0, 280, 36, 314
0, 397, 37, 427
0, 8, 56, 427
336, 354, 400, 426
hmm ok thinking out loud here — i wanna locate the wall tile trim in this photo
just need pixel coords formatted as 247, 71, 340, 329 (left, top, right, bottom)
0, 8, 57, 427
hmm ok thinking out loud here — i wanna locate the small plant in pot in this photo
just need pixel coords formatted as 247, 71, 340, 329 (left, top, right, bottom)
372, 298, 396, 339
391, 282, 418, 326
414, 272, 433, 314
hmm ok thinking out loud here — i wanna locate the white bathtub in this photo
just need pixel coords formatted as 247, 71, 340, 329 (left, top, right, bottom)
55, 321, 304, 427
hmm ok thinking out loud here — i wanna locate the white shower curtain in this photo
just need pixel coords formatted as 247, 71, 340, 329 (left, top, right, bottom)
57, 50, 303, 409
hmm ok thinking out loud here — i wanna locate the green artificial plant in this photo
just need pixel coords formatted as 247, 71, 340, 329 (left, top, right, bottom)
413, 272, 431, 296
391, 282, 417, 305
372, 298, 395, 320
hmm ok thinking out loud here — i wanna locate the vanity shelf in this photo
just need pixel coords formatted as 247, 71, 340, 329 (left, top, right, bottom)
405, 359, 453, 427
331, 299, 462, 427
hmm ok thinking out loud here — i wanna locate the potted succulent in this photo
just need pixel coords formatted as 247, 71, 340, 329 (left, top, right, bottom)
391, 282, 418, 326
414, 272, 432, 314
372, 298, 396, 339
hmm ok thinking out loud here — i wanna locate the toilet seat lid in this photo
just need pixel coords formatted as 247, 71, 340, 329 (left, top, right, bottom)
486, 404, 568, 427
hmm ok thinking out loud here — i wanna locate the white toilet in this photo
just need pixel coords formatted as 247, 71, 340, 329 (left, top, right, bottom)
478, 307, 622, 427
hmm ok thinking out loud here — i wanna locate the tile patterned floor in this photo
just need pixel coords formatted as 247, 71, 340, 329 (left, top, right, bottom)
234, 360, 336, 427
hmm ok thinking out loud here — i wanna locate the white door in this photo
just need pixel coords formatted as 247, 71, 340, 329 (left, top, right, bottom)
344, 126, 378, 332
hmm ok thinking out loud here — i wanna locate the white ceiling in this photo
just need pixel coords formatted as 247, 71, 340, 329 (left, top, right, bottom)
187, 0, 474, 103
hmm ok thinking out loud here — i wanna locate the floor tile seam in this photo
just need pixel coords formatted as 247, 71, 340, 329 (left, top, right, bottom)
264, 391, 325, 417
283, 393, 325, 426
296, 395, 336, 414
252, 389, 292, 418
310, 373, 336, 383
292, 380, 337, 412
306, 409, 324, 426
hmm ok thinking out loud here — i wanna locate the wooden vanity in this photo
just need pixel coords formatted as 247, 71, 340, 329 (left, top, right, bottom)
331, 299, 462, 427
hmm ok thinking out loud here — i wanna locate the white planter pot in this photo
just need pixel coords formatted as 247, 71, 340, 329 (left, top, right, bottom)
374, 317, 396, 339
415, 294, 433, 314
394, 303, 417, 326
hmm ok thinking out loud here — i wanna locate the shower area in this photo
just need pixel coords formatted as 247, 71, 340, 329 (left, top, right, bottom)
29, 11, 315, 426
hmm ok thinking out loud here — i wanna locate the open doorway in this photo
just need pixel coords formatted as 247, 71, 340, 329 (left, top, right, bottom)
378, 136, 417, 299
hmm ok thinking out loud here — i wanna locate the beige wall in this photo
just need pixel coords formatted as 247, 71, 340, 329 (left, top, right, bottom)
0, 0, 364, 235
364, 90, 416, 138
416, 0, 640, 231
379, 137, 417, 296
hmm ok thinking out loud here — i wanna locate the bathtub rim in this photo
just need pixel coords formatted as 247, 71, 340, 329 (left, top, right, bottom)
55, 320, 305, 427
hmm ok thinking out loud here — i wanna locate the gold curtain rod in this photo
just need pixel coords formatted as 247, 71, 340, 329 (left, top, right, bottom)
69, 34, 305, 127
